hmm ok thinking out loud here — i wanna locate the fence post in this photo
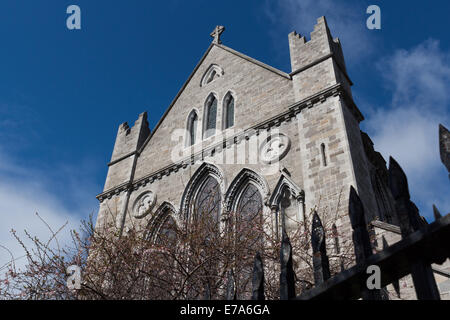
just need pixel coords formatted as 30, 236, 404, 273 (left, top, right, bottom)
349, 186, 382, 300
433, 204, 442, 220
311, 211, 331, 285
349, 186, 374, 263
439, 124, 450, 178
280, 230, 296, 300
251, 252, 265, 300
388, 157, 441, 300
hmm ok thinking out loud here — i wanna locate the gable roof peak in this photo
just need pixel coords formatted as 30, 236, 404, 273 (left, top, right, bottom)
137, 29, 291, 153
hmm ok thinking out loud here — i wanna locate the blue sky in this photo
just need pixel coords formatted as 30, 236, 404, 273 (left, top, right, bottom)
0, 0, 449, 268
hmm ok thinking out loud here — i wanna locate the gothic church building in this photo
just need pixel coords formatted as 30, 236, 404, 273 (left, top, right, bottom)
96, 17, 396, 274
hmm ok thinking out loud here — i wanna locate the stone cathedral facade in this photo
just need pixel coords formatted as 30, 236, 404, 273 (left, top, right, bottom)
94, 17, 450, 299
95, 16, 397, 249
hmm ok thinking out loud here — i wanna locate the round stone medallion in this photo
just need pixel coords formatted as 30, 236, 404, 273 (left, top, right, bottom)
133, 191, 157, 219
260, 134, 291, 164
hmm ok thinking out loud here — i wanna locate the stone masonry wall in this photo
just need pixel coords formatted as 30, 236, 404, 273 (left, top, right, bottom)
340, 98, 379, 222
134, 44, 295, 181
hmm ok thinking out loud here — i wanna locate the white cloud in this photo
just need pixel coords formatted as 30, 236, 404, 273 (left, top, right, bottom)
364, 39, 450, 219
0, 149, 99, 272
264, 0, 374, 63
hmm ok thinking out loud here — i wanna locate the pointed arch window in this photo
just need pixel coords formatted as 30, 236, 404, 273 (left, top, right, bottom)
204, 94, 217, 138
189, 174, 222, 299
200, 64, 224, 87
145, 203, 178, 245
206, 70, 217, 84
223, 92, 235, 129
233, 181, 265, 248
186, 110, 198, 146
233, 182, 263, 299
194, 175, 221, 221
155, 214, 178, 245
236, 183, 263, 222
268, 174, 305, 239
181, 162, 225, 219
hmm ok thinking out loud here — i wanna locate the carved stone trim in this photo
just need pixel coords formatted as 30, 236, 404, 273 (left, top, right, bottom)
259, 133, 291, 164
97, 182, 131, 203
132, 191, 157, 219
96, 83, 360, 202
268, 173, 304, 207
145, 201, 177, 242
200, 64, 224, 87
223, 168, 270, 213
179, 162, 226, 218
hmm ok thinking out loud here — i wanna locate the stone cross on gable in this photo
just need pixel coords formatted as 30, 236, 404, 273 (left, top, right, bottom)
210, 25, 225, 44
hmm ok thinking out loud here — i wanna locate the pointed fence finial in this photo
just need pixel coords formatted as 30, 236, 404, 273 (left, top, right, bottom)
388, 160, 441, 299
311, 211, 331, 285
348, 186, 372, 264
348, 187, 382, 301
280, 230, 296, 300
388, 157, 423, 236
251, 253, 265, 300
388, 157, 410, 201
433, 204, 442, 220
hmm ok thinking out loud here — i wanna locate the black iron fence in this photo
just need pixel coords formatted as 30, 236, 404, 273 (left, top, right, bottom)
246, 124, 450, 300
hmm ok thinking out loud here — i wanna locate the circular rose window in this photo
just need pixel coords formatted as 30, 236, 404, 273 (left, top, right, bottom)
133, 191, 156, 219
260, 134, 291, 164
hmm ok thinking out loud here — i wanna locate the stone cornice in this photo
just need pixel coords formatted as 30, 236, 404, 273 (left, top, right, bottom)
290, 52, 353, 86
217, 44, 291, 79
98, 181, 132, 201
96, 83, 361, 202
290, 53, 333, 77
371, 220, 401, 234
108, 151, 137, 166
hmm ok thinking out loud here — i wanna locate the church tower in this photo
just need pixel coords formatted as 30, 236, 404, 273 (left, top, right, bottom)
288, 16, 386, 233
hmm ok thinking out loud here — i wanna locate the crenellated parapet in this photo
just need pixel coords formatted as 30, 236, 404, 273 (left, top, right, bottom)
110, 112, 150, 164
103, 112, 150, 192
288, 16, 353, 104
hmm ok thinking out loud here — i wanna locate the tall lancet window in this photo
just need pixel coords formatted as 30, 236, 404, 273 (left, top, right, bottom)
236, 183, 263, 223
234, 182, 263, 299
321, 143, 327, 167
155, 214, 178, 246
187, 111, 198, 146
194, 176, 221, 222
204, 94, 217, 138
223, 92, 235, 129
